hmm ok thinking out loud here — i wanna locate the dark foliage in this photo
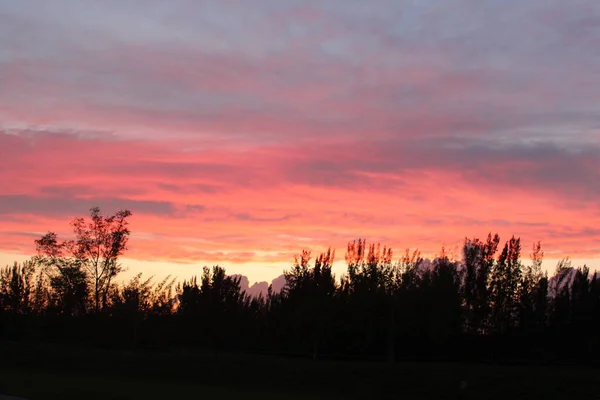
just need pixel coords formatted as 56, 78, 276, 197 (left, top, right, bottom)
1, 207, 600, 367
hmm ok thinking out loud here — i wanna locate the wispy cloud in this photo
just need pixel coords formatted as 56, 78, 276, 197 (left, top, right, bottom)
1, 0, 599, 278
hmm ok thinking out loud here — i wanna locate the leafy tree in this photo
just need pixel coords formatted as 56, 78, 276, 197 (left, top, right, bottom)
548, 258, 574, 334
344, 240, 394, 294
283, 248, 337, 359
518, 241, 547, 333
70, 207, 132, 312
489, 236, 522, 334
341, 240, 395, 357
177, 266, 247, 349
462, 238, 480, 333
570, 266, 592, 339
427, 250, 463, 344
34, 207, 132, 314
31, 269, 50, 313
0, 261, 36, 315
148, 275, 177, 316
391, 248, 423, 358
109, 273, 176, 348
110, 273, 155, 316
462, 233, 500, 334
34, 231, 89, 316
4, 213, 600, 365
395, 248, 423, 291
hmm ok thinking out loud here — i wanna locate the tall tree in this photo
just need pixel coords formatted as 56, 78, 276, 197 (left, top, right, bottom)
518, 241, 547, 332
0, 261, 36, 315
489, 236, 522, 334
177, 266, 246, 349
427, 251, 463, 344
548, 258, 574, 335
462, 233, 500, 334
34, 207, 132, 314
342, 240, 395, 357
393, 248, 423, 352
462, 237, 480, 333
34, 232, 89, 316
283, 248, 337, 359
71, 207, 132, 313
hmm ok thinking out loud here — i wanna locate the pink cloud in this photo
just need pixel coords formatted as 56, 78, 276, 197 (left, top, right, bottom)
2, 0, 600, 281
1, 130, 599, 272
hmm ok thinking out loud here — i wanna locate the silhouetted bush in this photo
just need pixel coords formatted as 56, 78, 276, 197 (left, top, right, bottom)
1, 208, 599, 364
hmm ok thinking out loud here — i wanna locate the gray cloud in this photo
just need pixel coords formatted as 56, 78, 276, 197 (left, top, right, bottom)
1, 0, 598, 145
2, 128, 599, 205
230, 273, 285, 298
184, 205, 206, 213
0, 195, 175, 217
39, 184, 147, 198
278, 137, 600, 199
232, 213, 295, 223
157, 183, 224, 194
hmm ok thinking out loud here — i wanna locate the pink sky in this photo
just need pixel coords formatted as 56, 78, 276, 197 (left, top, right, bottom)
1, 0, 599, 284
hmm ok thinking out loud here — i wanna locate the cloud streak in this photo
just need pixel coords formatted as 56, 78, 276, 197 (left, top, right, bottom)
1, 0, 599, 279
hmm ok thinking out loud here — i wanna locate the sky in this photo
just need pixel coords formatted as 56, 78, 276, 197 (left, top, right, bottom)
1, 0, 599, 287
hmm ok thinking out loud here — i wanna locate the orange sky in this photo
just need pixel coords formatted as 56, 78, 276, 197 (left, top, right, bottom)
1, 1, 599, 285
0, 132, 598, 284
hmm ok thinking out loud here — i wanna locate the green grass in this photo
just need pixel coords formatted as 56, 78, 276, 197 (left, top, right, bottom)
0, 340, 598, 399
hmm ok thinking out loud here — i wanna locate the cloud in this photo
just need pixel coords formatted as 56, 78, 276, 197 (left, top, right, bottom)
184, 205, 206, 213
5, 129, 598, 199
0, 194, 175, 217
1, 128, 599, 264
232, 213, 295, 223
231, 274, 272, 298
1, 1, 600, 278
271, 275, 286, 293
2, 1, 600, 144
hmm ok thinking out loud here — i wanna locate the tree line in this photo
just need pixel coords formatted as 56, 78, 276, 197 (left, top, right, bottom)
1, 207, 599, 363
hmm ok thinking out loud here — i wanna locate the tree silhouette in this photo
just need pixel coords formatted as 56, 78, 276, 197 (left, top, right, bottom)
340, 240, 395, 358
282, 248, 337, 359
34, 232, 89, 316
426, 250, 463, 346
461, 233, 500, 334
68, 207, 132, 313
0, 261, 35, 315
518, 241, 547, 333
177, 266, 246, 350
489, 236, 522, 334
2, 213, 600, 369
33, 207, 132, 315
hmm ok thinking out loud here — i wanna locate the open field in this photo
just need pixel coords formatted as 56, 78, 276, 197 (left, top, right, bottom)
0, 341, 598, 399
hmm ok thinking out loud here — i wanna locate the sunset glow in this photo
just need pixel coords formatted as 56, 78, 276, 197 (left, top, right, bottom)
1, 1, 599, 285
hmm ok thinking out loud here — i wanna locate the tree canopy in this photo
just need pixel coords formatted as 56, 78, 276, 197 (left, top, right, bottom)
1, 207, 599, 364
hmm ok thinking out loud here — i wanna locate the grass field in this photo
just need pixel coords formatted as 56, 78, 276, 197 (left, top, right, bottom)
0, 341, 598, 399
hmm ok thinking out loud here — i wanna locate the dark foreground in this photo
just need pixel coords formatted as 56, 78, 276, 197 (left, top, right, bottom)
0, 341, 598, 400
